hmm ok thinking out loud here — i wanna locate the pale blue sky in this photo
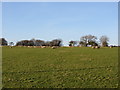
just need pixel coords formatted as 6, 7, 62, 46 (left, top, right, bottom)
2, 2, 118, 46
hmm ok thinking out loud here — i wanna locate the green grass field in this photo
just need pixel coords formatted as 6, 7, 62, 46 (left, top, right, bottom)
2, 47, 118, 88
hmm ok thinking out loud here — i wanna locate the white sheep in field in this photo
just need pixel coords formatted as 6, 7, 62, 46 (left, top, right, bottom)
92, 46, 100, 49
28, 46, 32, 48
33, 46, 36, 48
92, 46, 95, 49
110, 46, 113, 48
95, 46, 100, 49
41, 46, 46, 48
51, 46, 57, 49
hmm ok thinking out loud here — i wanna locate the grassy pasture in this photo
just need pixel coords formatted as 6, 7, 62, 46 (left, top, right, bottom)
2, 47, 118, 88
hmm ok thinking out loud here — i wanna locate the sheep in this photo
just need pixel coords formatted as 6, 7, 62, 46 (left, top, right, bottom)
10, 46, 12, 48
41, 46, 46, 48
51, 46, 57, 49
92, 46, 95, 49
92, 46, 100, 49
110, 46, 113, 48
28, 46, 32, 48
33, 46, 36, 48
95, 46, 100, 49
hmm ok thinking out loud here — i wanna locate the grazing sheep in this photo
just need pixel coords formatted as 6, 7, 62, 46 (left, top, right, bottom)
41, 46, 46, 48
28, 46, 32, 48
92, 46, 95, 49
34, 46, 37, 48
110, 46, 113, 48
95, 46, 100, 49
51, 46, 57, 49
92, 46, 100, 49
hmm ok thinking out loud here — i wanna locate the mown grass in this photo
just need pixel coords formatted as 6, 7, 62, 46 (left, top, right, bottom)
2, 47, 118, 88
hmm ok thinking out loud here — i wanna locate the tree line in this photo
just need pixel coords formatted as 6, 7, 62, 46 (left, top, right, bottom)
69, 35, 109, 47
0, 35, 111, 47
0, 38, 62, 47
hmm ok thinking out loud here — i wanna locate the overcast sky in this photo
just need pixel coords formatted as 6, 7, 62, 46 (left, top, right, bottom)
2, 2, 118, 46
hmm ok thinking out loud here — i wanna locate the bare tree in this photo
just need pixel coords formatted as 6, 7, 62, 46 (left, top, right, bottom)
51, 39, 62, 46
80, 35, 97, 47
100, 35, 109, 47
31, 38, 36, 46
69, 41, 77, 46
87, 35, 97, 43
80, 36, 86, 45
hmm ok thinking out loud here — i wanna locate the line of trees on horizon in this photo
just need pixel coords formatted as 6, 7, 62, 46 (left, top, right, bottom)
16, 39, 62, 47
69, 35, 109, 47
0, 38, 62, 47
0, 35, 117, 47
